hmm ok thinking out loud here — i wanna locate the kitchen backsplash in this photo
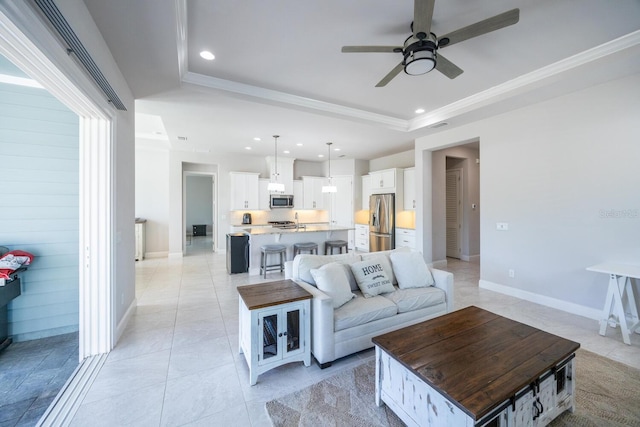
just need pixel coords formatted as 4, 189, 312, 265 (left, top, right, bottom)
229, 209, 329, 225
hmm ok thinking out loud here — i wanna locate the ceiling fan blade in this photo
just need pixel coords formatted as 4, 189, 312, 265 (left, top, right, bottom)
438, 8, 520, 48
376, 63, 404, 87
435, 54, 463, 79
342, 46, 401, 53
413, 0, 435, 38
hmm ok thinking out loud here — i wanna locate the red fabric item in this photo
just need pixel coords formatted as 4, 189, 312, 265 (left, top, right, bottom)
0, 250, 35, 280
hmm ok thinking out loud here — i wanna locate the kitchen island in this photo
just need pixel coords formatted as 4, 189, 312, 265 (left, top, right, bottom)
238, 225, 352, 276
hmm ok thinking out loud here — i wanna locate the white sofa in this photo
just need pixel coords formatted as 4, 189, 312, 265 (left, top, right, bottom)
290, 249, 454, 368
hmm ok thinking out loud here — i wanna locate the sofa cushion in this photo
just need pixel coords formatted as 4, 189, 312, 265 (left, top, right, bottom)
350, 258, 395, 298
389, 251, 435, 289
361, 246, 411, 285
334, 292, 397, 331
295, 254, 361, 287
382, 286, 446, 313
310, 262, 355, 309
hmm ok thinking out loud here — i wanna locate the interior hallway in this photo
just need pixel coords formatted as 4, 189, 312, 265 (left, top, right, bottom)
33, 247, 640, 425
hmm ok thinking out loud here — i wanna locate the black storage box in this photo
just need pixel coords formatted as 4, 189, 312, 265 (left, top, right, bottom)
193, 224, 206, 236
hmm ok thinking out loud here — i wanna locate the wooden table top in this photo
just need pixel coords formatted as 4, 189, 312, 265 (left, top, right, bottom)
237, 279, 312, 310
372, 306, 580, 421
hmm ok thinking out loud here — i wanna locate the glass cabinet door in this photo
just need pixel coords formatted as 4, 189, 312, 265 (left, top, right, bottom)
285, 308, 303, 356
260, 312, 279, 362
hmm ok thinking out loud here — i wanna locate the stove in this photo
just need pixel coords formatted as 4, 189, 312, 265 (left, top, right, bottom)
268, 221, 296, 229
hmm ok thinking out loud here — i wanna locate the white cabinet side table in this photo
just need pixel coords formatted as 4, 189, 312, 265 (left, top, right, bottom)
237, 279, 311, 385
587, 263, 640, 345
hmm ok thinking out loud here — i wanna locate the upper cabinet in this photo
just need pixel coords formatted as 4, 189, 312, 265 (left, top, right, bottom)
369, 168, 398, 194
329, 176, 354, 227
403, 168, 416, 210
301, 176, 327, 210
230, 172, 260, 210
266, 156, 295, 194
258, 178, 271, 210
361, 175, 371, 210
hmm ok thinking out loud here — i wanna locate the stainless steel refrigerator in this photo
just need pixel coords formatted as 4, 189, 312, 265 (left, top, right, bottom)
369, 193, 395, 252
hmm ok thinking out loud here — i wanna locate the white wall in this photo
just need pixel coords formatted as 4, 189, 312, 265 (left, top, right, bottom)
416, 73, 640, 314
135, 145, 169, 256
369, 149, 414, 171
0, 71, 79, 341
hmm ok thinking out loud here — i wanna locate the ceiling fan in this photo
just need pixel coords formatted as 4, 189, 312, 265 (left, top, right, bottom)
341, 0, 520, 87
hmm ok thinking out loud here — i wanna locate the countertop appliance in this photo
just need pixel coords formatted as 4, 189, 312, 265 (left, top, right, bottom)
369, 193, 395, 252
242, 213, 252, 224
226, 233, 249, 274
270, 194, 294, 209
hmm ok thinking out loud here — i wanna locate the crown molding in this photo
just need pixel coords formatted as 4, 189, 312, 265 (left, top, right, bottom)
181, 71, 409, 131
408, 30, 640, 132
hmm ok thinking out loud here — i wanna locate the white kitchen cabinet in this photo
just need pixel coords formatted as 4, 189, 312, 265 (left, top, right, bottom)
293, 180, 303, 209
403, 168, 416, 210
395, 228, 416, 249
361, 175, 371, 210
258, 178, 271, 210
301, 176, 327, 210
355, 223, 369, 252
328, 175, 354, 227
369, 168, 397, 193
266, 156, 295, 194
230, 172, 260, 210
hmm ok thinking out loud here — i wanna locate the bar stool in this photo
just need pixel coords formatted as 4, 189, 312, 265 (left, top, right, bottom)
293, 242, 318, 257
260, 244, 287, 278
324, 240, 348, 255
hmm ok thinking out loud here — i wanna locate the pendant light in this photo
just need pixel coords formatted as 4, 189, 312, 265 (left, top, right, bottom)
267, 135, 285, 192
322, 142, 337, 193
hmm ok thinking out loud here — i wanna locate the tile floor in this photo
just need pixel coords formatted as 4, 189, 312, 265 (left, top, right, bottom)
0, 332, 79, 427
50, 239, 640, 425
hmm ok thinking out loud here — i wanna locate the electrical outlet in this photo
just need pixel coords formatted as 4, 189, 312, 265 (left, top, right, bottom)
497, 222, 509, 231
509, 269, 515, 278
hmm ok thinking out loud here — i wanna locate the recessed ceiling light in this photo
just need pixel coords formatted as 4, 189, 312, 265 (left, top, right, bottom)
334, 148, 341, 151
296, 143, 303, 146
415, 108, 425, 114
318, 154, 324, 158
200, 51, 215, 60
283, 150, 290, 154
245, 146, 252, 150
253, 137, 261, 141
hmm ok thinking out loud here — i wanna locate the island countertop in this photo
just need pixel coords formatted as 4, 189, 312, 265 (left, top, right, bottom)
243, 225, 352, 235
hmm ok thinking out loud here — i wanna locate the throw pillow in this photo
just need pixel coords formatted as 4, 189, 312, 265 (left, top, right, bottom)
310, 263, 355, 308
389, 251, 435, 289
349, 258, 395, 298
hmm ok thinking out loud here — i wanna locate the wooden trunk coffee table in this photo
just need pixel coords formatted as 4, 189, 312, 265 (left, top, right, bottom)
373, 306, 580, 426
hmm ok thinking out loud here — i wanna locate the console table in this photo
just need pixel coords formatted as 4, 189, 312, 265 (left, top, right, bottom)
237, 279, 311, 385
587, 262, 640, 345
373, 306, 580, 426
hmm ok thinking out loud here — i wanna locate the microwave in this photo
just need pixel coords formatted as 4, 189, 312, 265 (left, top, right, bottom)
270, 194, 294, 209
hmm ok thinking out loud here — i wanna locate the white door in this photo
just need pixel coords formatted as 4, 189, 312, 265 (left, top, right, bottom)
446, 169, 462, 259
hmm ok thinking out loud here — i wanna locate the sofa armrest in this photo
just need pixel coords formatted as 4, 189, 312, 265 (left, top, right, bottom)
431, 268, 454, 312
293, 280, 336, 364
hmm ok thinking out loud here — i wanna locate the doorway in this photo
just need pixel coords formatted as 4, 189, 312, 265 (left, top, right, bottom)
183, 169, 218, 255
446, 168, 462, 259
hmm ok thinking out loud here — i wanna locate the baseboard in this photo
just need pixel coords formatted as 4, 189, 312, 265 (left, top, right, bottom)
168, 252, 183, 259
461, 254, 480, 263
144, 251, 168, 259
430, 259, 448, 269
37, 353, 108, 427
115, 298, 136, 344
479, 279, 602, 320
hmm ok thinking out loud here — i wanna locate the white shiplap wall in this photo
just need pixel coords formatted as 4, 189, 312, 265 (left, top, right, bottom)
0, 81, 79, 341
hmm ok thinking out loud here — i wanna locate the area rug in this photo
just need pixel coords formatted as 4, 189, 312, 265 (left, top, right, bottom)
266, 349, 640, 427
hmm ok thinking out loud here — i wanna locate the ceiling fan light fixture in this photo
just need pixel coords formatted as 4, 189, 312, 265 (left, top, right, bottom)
404, 48, 436, 75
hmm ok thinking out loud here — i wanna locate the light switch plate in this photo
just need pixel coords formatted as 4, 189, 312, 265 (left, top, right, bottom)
497, 222, 509, 231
